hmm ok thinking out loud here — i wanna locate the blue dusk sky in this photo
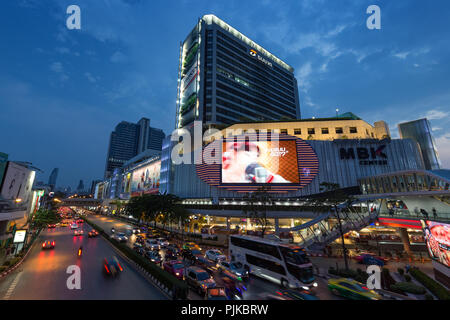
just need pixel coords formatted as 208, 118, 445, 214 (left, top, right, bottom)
1, 0, 449, 189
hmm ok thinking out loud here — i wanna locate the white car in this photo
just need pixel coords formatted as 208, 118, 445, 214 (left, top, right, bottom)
70, 223, 78, 229
145, 239, 160, 250
205, 249, 226, 262
157, 238, 170, 247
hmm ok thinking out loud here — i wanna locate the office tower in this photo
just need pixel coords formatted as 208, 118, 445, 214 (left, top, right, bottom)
77, 180, 85, 192
104, 118, 166, 178
398, 118, 441, 170
47, 168, 59, 190
175, 14, 300, 130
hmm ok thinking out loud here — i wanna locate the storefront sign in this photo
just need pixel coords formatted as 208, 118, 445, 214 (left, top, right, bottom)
340, 145, 387, 165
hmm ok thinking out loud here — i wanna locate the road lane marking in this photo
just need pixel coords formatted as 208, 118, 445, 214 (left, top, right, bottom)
3, 272, 22, 300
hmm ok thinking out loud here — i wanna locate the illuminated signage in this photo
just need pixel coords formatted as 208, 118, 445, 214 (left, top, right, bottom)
249, 49, 273, 68
340, 145, 387, 165
13, 230, 26, 243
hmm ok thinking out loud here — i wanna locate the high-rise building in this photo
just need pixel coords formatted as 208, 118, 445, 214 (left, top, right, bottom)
398, 118, 441, 170
47, 168, 59, 190
104, 118, 166, 178
175, 14, 300, 130
77, 180, 85, 192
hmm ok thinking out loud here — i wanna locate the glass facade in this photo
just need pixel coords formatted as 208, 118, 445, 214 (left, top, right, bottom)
398, 118, 441, 170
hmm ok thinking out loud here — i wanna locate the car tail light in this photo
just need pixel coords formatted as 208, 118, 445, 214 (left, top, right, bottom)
52, 241, 55, 246
104, 265, 110, 273
42, 243, 45, 247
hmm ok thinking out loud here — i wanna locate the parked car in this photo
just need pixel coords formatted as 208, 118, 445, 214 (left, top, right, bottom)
185, 266, 216, 296
205, 249, 226, 262
328, 278, 382, 300
163, 260, 185, 280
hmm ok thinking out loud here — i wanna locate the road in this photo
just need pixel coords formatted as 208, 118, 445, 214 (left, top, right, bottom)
0, 220, 167, 300
86, 213, 341, 300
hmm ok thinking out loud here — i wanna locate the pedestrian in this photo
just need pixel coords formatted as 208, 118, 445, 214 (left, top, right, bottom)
405, 264, 411, 273
389, 208, 394, 217
432, 208, 437, 220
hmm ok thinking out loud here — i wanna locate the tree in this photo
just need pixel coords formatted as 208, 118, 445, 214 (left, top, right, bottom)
243, 186, 272, 238
30, 209, 61, 230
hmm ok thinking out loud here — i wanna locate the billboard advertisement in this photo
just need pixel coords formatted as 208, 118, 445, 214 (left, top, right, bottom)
13, 230, 27, 243
131, 160, 161, 194
221, 140, 300, 184
422, 220, 450, 268
196, 135, 319, 193
0, 162, 34, 203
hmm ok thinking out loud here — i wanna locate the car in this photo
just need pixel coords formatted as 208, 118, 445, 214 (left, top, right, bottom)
205, 249, 226, 262
103, 256, 123, 277
42, 240, 55, 249
145, 239, 161, 250
328, 278, 382, 300
277, 289, 319, 300
132, 227, 141, 234
215, 276, 247, 300
59, 222, 69, 227
185, 266, 216, 296
145, 250, 162, 264
217, 260, 249, 279
74, 230, 84, 236
76, 219, 84, 224
47, 224, 56, 228
163, 260, 185, 280
88, 230, 99, 237
157, 237, 170, 247
205, 287, 229, 300
70, 223, 78, 229
183, 242, 201, 251
112, 232, 128, 243
181, 249, 203, 263
354, 253, 387, 266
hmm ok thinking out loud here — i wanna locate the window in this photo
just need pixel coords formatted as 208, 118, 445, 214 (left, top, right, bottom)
321, 128, 329, 134
230, 237, 281, 259
246, 254, 286, 275
307, 128, 315, 135
280, 129, 287, 134
350, 127, 357, 134
294, 128, 301, 135
335, 127, 343, 134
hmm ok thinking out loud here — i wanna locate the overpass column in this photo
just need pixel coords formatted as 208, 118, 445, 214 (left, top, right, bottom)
274, 217, 280, 236
397, 228, 413, 257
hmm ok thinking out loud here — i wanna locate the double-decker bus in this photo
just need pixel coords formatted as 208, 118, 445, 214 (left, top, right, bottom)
229, 235, 317, 290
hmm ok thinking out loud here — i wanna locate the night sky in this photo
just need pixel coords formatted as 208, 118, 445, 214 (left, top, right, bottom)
1, 0, 449, 190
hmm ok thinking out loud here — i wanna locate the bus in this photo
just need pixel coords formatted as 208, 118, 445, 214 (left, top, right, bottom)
229, 235, 317, 290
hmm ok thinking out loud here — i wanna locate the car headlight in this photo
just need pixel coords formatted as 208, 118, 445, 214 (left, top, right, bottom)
313, 282, 318, 287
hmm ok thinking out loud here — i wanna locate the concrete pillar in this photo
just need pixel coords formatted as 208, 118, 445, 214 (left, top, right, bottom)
226, 217, 231, 231
246, 219, 251, 232
397, 227, 413, 257
291, 219, 295, 228
275, 218, 280, 236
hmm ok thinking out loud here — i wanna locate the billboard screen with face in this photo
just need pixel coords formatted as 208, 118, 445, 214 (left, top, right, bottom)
422, 220, 450, 268
221, 140, 300, 184
131, 160, 161, 193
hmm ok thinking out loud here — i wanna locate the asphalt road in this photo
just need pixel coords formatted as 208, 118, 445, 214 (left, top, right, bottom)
86, 213, 341, 300
0, 221, 167, 300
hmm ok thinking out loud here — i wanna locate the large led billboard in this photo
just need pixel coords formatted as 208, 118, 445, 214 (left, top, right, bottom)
196, 134, 319, 193
131, 160, 161, 194
221, 140, 299, 184
422, 220, 450, 268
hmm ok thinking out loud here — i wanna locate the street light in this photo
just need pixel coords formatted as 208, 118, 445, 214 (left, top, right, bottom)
336, 108, 339, 117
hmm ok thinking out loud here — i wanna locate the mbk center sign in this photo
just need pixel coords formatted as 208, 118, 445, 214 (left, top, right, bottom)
340, 145, 388, 166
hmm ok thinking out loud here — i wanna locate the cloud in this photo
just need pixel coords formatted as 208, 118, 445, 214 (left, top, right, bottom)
84, 72, 98, 83
393, 51, 410, 59
296, 62, 312, 93
50, 62, 63, 73
424, 109, 450, 120
435, 133, 450, 169
110, 51, 127, 63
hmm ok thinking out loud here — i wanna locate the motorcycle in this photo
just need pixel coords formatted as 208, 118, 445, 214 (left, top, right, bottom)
78, 246, 83, 257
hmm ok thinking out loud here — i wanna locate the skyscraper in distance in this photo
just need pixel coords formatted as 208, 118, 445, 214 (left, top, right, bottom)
104, 118, 166, 178
48, 168, 59, 190
176, 14, 300, 129
398, 118, 441, 170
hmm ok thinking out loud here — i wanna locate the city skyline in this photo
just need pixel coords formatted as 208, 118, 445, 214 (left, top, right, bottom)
1, 1, 449, 189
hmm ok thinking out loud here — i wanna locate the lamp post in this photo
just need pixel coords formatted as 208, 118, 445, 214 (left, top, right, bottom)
336, 108, 339, 117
